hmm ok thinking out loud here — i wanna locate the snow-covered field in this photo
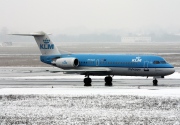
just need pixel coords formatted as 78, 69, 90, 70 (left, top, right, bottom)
0, 88, 180, 124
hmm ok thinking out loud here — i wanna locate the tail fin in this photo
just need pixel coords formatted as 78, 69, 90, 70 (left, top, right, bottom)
11, 31, 60, 55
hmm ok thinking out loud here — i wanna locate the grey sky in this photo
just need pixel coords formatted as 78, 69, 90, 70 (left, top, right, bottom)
0, 0, 180, 34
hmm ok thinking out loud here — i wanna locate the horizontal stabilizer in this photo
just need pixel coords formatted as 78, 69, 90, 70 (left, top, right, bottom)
9, 31, 51, 36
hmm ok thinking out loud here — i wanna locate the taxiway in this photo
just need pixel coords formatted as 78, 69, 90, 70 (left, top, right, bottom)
0, 67, 179, 88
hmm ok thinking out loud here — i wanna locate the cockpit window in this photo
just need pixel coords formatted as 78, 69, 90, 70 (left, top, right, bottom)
153, 61, 167, 64
160, 61, 167, 64
153, 61, 160, 64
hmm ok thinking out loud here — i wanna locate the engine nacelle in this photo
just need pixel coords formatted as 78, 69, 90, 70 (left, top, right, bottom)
54, 58, 79, 68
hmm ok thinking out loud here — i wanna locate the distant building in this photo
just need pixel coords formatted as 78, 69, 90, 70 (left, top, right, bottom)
121, 37, 151, 43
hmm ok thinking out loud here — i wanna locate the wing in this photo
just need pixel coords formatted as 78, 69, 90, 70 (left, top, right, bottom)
50, 67, 112, 75
16, 67, 111, 75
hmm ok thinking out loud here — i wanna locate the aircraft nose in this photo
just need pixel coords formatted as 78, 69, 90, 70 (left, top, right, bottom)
168, 67, 175, 75
171, 68, 175, 74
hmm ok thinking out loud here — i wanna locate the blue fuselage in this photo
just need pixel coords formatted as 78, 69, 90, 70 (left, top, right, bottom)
40, 54, 173, 68
40, 54, 175, 77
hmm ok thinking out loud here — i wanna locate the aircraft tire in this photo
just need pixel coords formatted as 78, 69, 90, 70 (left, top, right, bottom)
105, 76, 113, 86
84, 78, 92, 86
105, 82, 112, 86
153, 79, 158, 86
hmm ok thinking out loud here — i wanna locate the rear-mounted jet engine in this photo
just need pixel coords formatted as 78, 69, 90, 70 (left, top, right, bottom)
53, 58, 79, 68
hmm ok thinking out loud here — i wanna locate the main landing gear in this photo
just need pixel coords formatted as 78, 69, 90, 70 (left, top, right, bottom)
153, 78, 158, 86
105, 76, 113, 86
83, 76, 113, 86
84, 76, 92, 86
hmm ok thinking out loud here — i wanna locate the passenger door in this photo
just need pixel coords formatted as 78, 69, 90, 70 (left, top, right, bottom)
96, 59, 99, 66
144, 61, 149, 71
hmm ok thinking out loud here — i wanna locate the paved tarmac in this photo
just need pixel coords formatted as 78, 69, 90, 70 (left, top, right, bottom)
0, 67, 179, 88
1, 79, 180, 88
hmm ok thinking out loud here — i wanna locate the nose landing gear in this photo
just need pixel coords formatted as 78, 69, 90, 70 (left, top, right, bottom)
153, 79, 158, 86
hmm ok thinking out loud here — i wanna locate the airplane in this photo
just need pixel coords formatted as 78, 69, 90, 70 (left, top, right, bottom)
11, 31, 175, 86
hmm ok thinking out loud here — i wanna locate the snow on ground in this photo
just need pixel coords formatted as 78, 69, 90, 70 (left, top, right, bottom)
0, 94, 180, 124
1, 87, 180, 97
0, 87, 180, 124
